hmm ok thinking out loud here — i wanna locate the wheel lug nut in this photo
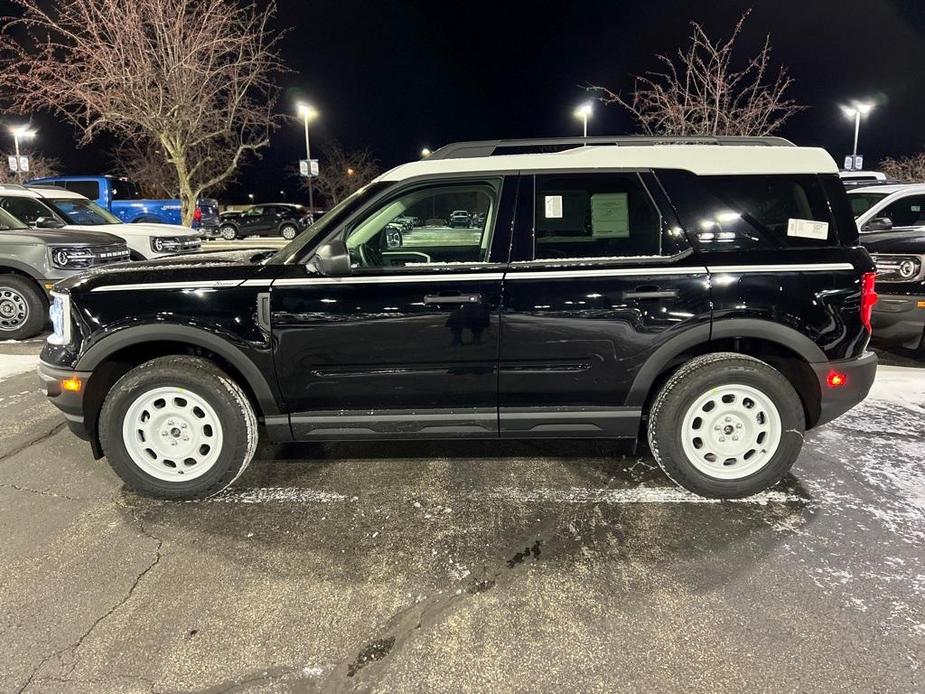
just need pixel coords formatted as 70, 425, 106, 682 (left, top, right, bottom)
181, 423, 188, 429
719, 436, 726, 442
724, 416, 731, 422
736, 423, 742, 429
732, 435, 739, 441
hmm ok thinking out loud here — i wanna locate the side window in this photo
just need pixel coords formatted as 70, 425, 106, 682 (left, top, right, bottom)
657, 170, 838, 249
246, 206, 265, 216
533, 173, 661, 260
879, 195, 925, 228
0, 196, 61, 225
65, 180, 101, 200
345, 181, 498, 269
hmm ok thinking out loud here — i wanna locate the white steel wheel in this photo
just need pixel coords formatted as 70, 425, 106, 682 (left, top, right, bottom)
122, 386, 224, 482
680, 383, 782, 480
280, 224, 298, 240
0, 286, 28, 331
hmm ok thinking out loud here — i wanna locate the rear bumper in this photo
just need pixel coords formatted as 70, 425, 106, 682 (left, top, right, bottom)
38, 360, 94, 446
870, 293, 925, 350
810, 351, 878, 427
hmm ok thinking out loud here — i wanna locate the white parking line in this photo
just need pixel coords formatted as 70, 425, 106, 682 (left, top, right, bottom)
0, 354, 39, 380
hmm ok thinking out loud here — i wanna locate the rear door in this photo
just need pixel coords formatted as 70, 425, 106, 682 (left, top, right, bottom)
271, 176, 516, 439
498, 171, 710, 438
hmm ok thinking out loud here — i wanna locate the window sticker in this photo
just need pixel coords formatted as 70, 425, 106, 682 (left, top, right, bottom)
544, 195, 563, 219
911, 205, 921, 212
787, 218, 829, 240
590, 193, 629, 238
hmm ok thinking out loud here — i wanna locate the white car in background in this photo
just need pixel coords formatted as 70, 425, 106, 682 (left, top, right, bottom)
26, 186, 202, 259
847, 183, 925, 232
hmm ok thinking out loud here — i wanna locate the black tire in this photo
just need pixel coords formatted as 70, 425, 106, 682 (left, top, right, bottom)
98, 355, 258, 499
220, 224, 238, 241
0, 275, 46, 340
280, 223, 298, 240
647, 352, 805, 498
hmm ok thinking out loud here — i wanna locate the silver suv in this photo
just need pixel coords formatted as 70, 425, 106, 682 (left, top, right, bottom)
0, 205, 129, 339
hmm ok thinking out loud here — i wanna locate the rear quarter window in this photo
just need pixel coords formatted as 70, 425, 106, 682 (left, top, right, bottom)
64, 180, 101, 200
657, 170, 848, 249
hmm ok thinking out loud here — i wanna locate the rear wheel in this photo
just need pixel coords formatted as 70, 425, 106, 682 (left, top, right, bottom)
647, 353, 804, 498
99, 356, 258, 499
280, 223, 298, 240
0, 275, 46, 340
220, 224, 238, 241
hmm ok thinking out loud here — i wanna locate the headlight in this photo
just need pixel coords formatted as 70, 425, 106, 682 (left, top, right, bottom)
151, 236, 182, 253
50, 246, 94, 269
47, 292, 72, 346
872, 254, 924, 283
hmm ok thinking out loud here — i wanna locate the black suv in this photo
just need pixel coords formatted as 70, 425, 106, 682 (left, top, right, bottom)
218, 203, 310, 241
39, 137, 878, 500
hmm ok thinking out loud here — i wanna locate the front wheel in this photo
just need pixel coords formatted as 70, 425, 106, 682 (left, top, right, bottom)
647, 353, 805, 498
99, 356, 258, 499
0, 275, 46, 340
280, 223, 298, 240
219, 224, 238, 241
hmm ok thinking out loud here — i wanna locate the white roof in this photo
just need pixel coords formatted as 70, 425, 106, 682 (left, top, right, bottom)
379, 145, 839, 181
838, 170, 886, 180
28, 186, 86, 200
0, 184, 42, 198
848, 183, 925, 195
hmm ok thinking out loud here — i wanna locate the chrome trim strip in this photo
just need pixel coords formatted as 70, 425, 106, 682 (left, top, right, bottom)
91, 280, 244, 293
274, 273, 505, 286
241, 279, 274, 287
505, 266, 706, 280
707, 263, 855, 273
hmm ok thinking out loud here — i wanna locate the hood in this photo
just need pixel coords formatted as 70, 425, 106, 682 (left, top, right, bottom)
64, 222, 199, 239
859, 228, 925, 254
0, 227, 125, 246
54, 247, 277, 293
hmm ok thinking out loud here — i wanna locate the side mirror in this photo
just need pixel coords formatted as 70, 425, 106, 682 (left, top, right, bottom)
35, 216, 65, 229
309, 239, 351, 276
863, 217, 893, 232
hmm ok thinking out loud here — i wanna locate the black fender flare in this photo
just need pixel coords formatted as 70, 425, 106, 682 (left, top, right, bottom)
626, 319, 827, 408
76, 324, 281, 415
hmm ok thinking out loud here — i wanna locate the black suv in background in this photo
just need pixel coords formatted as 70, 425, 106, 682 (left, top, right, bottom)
39, 137, 878, 500
218, 203, 311, 241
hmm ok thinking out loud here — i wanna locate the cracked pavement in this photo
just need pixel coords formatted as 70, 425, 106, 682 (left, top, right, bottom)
1, 340, 922, 693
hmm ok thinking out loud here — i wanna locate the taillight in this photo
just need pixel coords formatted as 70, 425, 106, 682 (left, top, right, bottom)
860, 271, 878, 332
193, 208, 203, 223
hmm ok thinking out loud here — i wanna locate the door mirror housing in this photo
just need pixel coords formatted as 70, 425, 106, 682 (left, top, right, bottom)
35, 216, 66, 229
863, 216, 893, 232
309, 239, 352, 276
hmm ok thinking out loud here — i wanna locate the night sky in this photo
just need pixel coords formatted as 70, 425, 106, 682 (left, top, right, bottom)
4, 0, 925, 204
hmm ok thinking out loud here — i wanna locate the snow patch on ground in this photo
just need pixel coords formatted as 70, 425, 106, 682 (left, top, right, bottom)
483, 486, 803, 505
201, 487, 349, 504
0, 354, 39, 380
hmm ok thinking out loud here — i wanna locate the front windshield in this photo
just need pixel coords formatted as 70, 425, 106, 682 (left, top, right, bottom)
268, 182, 393, 264
45, 197, 121, 225
0, 196, 65, 226
0, 208, 29, 231
849, 192, 889, 218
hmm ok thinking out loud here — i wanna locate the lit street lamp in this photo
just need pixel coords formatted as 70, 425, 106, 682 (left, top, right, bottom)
573, 103, 593, 139
248, 193, 254, 203
421, 147, 432, 158
296, 101, 319, 223
841, 102, 874, 158
8, 125, 36, 181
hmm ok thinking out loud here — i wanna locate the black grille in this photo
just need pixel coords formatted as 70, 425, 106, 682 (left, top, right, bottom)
88, 244, 131, 265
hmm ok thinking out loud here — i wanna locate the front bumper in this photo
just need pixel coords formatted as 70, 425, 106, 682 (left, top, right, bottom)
810, 351, 878, 427
870, 292, 925, 351
38, 360, 94, 445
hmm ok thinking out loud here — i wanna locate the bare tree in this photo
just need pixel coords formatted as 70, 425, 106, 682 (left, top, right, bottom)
0, 149, 60, 184
879, 152, 925, 183
110, 139, 178, 199
589, 12, 803, 136
306, 142, 380, 208
0, 0, 286, 225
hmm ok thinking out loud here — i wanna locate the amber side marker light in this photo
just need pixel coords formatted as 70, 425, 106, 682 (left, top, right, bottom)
826, 371, 848, 388
917, 300, 925, 309
61, 377, 82, 392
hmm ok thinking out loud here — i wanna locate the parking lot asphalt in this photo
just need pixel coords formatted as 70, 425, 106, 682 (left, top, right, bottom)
1, 340, 922, 693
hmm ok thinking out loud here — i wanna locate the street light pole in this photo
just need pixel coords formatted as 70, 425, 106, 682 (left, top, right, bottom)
573, 103, 593, 141
841, 102, 873, 160
852, 111, 861, 157
297, 102, 319, 224
8, 126, 36, 182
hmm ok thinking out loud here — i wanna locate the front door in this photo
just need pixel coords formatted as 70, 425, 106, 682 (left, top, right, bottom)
272, 177, 515, 440
499, 171, 710, 438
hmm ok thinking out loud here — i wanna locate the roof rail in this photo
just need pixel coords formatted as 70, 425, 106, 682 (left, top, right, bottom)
427, 135, 796, 160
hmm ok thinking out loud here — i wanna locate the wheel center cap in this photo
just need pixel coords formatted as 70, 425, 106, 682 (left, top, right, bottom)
0, 302, 14, 316
170, 427, 181, 438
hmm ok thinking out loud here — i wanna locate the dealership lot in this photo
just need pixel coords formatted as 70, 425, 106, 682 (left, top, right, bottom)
1, 339, 922, 693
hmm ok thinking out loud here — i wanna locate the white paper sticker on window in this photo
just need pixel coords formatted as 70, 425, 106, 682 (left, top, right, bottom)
591, 193, 629, 238
787, 218, 829, 240
911, 205, 921, 212
544, 195, 563, 219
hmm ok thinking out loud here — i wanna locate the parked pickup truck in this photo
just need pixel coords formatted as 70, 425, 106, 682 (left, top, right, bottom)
27, 175, 220, 235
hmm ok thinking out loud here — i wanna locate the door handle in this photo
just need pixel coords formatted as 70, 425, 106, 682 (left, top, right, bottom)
423, 293, 482, 305
622, 288, 679, 300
